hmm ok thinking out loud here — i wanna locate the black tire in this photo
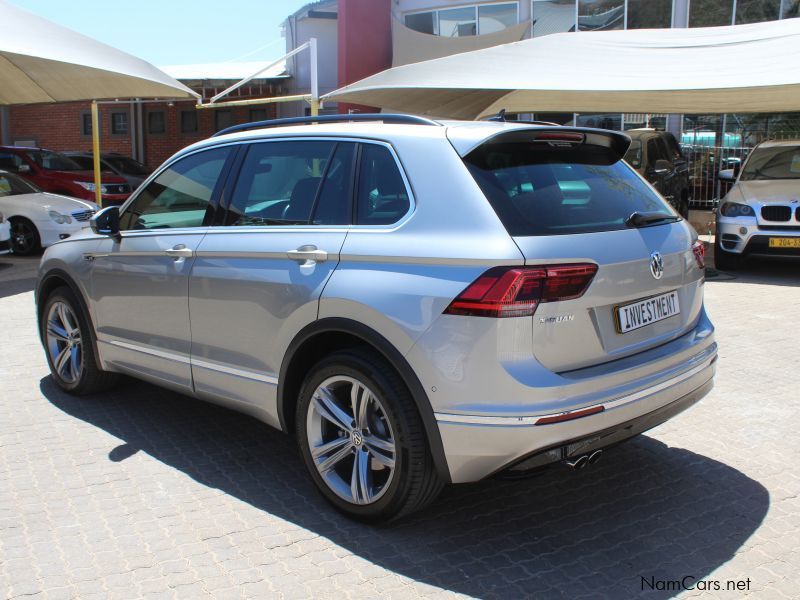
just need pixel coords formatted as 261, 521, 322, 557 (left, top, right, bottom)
10, 217, 41, 256
714, 229, 741, 271
40, 286, 119, 395
296, 348, 443, 522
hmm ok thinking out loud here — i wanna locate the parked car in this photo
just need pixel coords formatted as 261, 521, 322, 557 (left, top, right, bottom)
36, 115, 717, 521
0, 146, 131, 205
64, 152, 152, 190
715, 139, 800, 270
0, 210, 10, 255
624, 129, 691, 218
0, 170, 98, 255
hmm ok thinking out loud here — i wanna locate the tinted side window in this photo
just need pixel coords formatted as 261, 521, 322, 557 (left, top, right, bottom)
0, 152, 23, 172
655, 138, 671, 163
119, 147, 231, 230
225, 141, 335, 226
356, 144, 410, 225
646, 139, 661, 163
312, 143, 356, 225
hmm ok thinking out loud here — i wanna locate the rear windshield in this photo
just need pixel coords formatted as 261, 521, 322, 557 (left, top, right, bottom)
465, 142, 668, 236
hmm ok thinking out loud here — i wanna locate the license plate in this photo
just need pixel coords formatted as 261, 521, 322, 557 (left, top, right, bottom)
768, 237, 800, 248
615, 291, 680, 334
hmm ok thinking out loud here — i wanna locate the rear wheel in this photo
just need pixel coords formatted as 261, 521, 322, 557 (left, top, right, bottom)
10, 218, 40, 255
714, 229, 741, 271
296, 348, 443, 522
41, 286, 118, 395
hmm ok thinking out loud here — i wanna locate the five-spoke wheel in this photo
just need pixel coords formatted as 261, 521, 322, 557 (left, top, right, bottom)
45, 301, 83, 384
297, 349, 443, 521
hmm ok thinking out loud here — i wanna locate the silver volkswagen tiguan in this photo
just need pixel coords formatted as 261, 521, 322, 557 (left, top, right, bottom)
36, 115, 717, 521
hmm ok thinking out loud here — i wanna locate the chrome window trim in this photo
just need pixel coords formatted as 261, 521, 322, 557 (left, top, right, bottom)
121, 136, 417, 233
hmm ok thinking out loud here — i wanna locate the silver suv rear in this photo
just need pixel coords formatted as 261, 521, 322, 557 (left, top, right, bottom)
36, 115, 717, 521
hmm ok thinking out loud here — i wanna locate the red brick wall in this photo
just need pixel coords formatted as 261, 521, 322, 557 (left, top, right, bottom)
337, 0, 392, 114
5, 97, 278, 170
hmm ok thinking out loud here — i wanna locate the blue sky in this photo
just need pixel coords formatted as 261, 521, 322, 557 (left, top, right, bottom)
11, 0, 313, 66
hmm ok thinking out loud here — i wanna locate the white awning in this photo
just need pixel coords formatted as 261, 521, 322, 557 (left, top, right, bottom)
160, 61, 289, 82
0, 0, 198, 105
324, 19, 800, 119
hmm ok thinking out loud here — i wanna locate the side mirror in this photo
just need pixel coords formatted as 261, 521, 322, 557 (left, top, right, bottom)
90, 206, 121, 241
718, 169, 736, 182
17, 164, 31, 174
653, 159, 671, 174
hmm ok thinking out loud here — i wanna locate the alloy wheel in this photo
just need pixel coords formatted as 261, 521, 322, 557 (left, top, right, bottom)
11, 221, 35, 254
45, 301, 83, 384
306, 376, 396, 505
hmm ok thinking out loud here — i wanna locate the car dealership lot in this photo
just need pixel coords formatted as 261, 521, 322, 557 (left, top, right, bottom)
1, 254, 799, 599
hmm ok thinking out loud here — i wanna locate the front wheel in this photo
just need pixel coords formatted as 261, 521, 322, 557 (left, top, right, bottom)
41, 286, 118, 395
10, 218, 41, 255
296, 349, 443, 522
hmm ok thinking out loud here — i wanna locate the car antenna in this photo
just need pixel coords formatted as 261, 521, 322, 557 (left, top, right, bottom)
488, 109, 507, 122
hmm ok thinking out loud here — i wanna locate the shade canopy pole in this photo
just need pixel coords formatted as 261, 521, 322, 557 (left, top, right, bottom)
91, 101, 102, 207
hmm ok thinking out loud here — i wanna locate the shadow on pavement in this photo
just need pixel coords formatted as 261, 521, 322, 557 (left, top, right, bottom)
0, 254, 41, 299
41, 376, 768, 599
709, 257, 800, 287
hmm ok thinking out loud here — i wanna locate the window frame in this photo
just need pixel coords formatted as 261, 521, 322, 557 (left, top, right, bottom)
404, 2, 519, 36
117, 143, 240, 235
180, 109, 198, 134
531, 0, 675, 36
209, 137, 416, 231
147, 111, 166, 135
110, 111, 129, 136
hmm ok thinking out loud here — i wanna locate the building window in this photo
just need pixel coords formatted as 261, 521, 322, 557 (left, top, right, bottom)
782, 0, 800, 18
579, 0, 625, 31
111, 112, 129, 135
181, 110, 198, 134
249, 108, 267, 122
82, 113, 93, 136
532, 0, 577, 37
405, 3, 518, 36
627, 0, 673, 29
689, 0, 734, 26
148, 111, 165, 134
735, 0, 781, 24
405, 11, 437, 34
215, 110, 233, 132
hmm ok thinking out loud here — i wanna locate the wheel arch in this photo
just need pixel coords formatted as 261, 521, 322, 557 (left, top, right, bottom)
36, 269, 102, 367
278, 317, 451, 483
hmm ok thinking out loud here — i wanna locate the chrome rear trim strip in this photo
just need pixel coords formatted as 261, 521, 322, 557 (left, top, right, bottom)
434, 355, 715, 426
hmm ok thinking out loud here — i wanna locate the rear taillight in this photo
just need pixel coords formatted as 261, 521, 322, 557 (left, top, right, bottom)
692, 240, 706, 269
444, 264, 598, 318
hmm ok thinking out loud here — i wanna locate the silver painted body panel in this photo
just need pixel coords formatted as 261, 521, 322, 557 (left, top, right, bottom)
37, 119, 717, 484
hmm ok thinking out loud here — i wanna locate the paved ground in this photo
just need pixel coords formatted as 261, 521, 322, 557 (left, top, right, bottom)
1, 252, 799, 600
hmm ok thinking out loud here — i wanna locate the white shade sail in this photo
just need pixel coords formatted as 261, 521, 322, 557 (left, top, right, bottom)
0, 0, 198, 105
324, 19, 800, 119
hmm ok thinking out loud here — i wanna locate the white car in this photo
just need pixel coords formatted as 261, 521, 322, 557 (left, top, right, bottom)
0, 211, 10, 255
716, 140, 800, 270
0, 170, 99, 255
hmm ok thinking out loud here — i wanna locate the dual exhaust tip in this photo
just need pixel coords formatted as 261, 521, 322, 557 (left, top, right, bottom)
565, 449, 603, 470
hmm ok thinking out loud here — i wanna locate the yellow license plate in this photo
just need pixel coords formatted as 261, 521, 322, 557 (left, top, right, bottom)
768, 237, 800, 248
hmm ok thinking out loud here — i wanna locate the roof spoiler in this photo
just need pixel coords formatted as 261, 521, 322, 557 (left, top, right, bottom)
454, 126, 631, 160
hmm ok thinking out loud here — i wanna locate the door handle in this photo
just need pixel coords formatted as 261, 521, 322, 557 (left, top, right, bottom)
165, 244, 193, 258
287, 245, 328, 263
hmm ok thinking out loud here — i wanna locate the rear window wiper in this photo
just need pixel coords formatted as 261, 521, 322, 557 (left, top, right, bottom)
625, 211, 680, 228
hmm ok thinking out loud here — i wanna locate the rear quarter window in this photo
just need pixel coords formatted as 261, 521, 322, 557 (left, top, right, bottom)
465, 142, 668, 236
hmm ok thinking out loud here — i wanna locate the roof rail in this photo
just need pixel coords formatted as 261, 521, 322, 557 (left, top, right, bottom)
212, 113, 441, 137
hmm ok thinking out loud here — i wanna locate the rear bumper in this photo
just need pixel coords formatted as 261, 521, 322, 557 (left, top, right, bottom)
433, 336, 717, 483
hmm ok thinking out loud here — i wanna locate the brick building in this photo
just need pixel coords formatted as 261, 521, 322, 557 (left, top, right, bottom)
0, 67, 286, 170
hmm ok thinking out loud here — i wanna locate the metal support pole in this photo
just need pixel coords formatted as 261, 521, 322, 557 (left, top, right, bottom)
91, 101, 102, 207
309, 37, 319, 116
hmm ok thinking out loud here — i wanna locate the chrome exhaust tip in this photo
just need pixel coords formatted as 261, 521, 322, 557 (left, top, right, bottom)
566, 455, 589, 470
588, 449, 603, 465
